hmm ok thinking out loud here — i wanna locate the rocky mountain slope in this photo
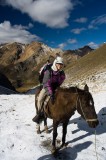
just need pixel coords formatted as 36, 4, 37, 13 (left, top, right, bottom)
64, 44, 106, 92
0, 41, 92, 92
0, 73, 17, 92
0, 85, 17, 94
0, 42, 56, 92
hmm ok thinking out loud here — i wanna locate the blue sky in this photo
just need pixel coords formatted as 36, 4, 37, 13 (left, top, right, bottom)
0, 0, 106, 50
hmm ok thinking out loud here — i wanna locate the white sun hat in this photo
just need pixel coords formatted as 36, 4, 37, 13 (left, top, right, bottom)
55, 56, 63, 64
51, 56, 64, 71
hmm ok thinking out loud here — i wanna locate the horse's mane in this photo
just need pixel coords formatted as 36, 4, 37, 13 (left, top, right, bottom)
58, 86, 93, 101
59, 86, 84, 93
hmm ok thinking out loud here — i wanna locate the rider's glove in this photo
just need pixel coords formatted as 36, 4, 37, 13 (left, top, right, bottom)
50, 94, 55, 105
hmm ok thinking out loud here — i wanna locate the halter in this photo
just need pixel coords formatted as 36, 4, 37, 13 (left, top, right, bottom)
75, 88, 99, 160
75, 88, 98, 122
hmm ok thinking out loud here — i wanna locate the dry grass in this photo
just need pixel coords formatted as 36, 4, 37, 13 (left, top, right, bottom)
65, 44, 106, 83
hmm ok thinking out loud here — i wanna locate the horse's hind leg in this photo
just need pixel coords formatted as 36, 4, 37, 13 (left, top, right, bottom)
36, 123, 41, 134
62, 120, 69, 147
44, 116, 49, 133
52, 120, 58, 153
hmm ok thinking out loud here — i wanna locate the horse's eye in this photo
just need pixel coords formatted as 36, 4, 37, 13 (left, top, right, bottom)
89, 100, 93, 106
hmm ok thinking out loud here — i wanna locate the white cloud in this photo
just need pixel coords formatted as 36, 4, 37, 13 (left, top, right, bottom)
58, 43, 66, 49
88, 14, 106, 29
88, 42, 98, 49
74, 17, 87, 23
4, 0, 75, 28
71, 27, 86, 34
68, 38, 77, 44
58, 38, 77, 49
0, 21, 41, 44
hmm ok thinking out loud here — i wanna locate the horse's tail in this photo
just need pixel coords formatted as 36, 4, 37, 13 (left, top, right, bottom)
35, 94, 38, 114
35, 85, 42, 114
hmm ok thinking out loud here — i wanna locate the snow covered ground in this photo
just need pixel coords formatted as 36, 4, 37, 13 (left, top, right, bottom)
0, 87, 106, 160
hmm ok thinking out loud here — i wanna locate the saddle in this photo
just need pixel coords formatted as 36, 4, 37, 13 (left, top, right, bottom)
36, 93, 50, 111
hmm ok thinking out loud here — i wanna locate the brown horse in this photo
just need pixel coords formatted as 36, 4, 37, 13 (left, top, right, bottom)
34, 84, 99, 152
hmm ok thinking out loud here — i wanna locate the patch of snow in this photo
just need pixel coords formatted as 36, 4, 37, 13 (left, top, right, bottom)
0, 85, 106, 159
65, 71, 106, 93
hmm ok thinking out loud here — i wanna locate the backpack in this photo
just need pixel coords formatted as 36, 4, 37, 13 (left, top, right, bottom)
38, 63, 52, 83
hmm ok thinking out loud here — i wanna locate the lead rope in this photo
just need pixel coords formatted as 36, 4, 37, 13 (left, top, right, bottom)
94, 129, 99, 160
75, 87, 98, 160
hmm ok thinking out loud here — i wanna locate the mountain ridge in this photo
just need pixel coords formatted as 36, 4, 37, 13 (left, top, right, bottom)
0, 41, 98, 92
64, 44, 106, 91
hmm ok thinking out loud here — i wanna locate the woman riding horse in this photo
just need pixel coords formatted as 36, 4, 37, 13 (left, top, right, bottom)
34, 84, 99, 153
32, 56, 65, 124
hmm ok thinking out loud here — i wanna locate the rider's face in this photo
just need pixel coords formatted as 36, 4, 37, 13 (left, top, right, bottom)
55, 63, 63, 70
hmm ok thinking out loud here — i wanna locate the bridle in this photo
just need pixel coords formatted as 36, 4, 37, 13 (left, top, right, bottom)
75, 88, 98, 122
75, 87, 99, 160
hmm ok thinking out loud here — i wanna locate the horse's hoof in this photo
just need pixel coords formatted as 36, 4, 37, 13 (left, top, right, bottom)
61, 142, 68, 148
51, 146, 56, 154
45, 129, 49, 134
44, 126, 49, 134
37, 130, 41, 134
45, 130, 49, 134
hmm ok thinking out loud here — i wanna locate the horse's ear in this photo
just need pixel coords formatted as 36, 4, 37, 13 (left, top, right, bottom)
84, 84, 89, 92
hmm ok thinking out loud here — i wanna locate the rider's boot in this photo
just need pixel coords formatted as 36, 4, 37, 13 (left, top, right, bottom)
32, 111, 44, 123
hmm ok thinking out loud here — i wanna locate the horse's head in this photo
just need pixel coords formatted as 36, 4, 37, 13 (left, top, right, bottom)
77, 84, 99, 128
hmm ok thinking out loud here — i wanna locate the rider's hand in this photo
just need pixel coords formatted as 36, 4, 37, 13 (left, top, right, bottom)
50, 94, 55, 105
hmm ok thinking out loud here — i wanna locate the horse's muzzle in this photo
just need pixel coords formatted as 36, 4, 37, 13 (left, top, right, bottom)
88, 119, 99, 128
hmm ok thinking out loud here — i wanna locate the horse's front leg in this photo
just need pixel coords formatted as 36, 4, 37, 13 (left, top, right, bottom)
44, 116, 49, 133
52, 120, 58, 153
62, 120, 69, 147
36, 123, 41, 134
